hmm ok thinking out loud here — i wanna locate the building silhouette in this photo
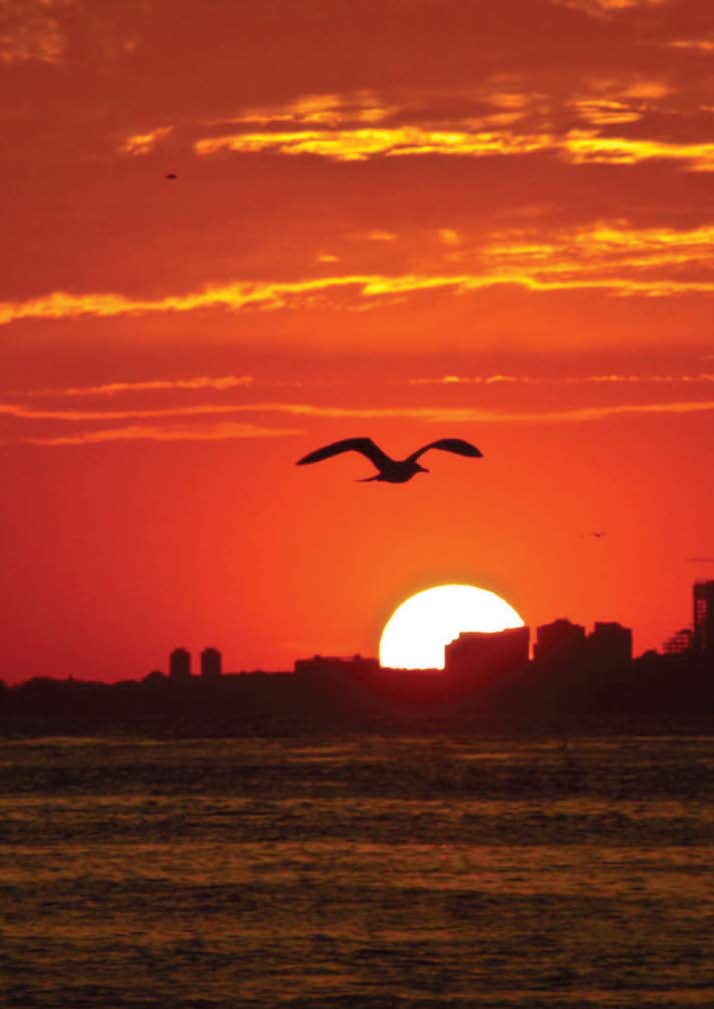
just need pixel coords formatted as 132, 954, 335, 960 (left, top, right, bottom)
294, 654, 379, 682
169, 647, 191, 683
444, 626, 530, 686
200, 647, 222, 680
662, 627, 694, 656
534, 619, 586, 665
693, 581, 714, 654
587, 622, 632, 669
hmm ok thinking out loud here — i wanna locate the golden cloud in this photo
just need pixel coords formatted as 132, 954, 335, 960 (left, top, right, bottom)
563, 130, 714, 170
3, 256, 714, 332
194, 127, 555, 162
120, 126, 174, 156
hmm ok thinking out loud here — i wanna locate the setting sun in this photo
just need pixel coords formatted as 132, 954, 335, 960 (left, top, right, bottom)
379, 584, 525, 670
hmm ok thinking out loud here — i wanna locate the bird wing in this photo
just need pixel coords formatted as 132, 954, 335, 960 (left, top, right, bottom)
407, 438, 483, 463
296, 438, 393, 469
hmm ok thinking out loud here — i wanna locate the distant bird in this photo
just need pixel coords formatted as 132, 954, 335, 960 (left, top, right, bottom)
296, 437, 483, 483
165, 172, 177, 180
591, 531, 608, 539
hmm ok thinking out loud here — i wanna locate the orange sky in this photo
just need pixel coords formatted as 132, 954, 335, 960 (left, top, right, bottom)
3, 0, 714, 682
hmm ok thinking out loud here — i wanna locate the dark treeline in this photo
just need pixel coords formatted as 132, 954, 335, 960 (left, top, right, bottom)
1, 650, 713, 737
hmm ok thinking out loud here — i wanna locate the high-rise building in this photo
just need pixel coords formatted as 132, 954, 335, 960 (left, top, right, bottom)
587, 622, 632, 669
662, 628, 694, 656
200, 647, 222, 680
533, 619, 586, 664
693, 581, 714, 654
444, 626, 530, 685
169, 647, 191, 682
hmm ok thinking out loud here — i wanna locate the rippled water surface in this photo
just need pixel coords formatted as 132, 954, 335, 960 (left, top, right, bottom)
2, 736, 713, 1008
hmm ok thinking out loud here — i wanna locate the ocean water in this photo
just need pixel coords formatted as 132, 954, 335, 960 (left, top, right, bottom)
1, 735, 713, 1008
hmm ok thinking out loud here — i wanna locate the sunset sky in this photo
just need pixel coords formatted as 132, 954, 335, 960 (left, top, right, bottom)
4, 0, 714, 682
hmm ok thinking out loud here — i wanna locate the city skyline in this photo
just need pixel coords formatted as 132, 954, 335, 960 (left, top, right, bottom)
5, 579, 710, 688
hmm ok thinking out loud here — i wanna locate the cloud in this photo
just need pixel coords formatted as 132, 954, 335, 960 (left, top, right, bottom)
127, 82, 714, 181
409, 374, 714, 386
194, 126, 555, 163
481, 220, 714, 288
271, 399, 714, 424
28, 375, 255, 397
562, 130, 714, 171
570, 98, 641, 126
667, 39, 714, 54
438, 229, 461, 246
23, 421, 301, 446
0, 401, 266, 422
193, 118, 714, 174
4, 260, 714, 332
120, 127, 174, 156
550, 0, 669, 15
9, 393, 714, 448
359, 230, 398, 242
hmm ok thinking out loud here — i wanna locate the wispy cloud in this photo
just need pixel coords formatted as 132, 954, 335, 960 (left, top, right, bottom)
3, 266, 714, 331
562, 130, 714, 171
120, 126, 174, 156
256, 398, 714, 425
8, 395, 714, 448
550, 0, 669, 15
409, 373, 714, 386
193, 118, 714, 173
0, 402, 266, 422
358, 230, 398, 242
23, 421, 301, 446
194, 126, 555, 163
28, 375, 255, 397
667, 39, 714, 54
481, 220, 714, 287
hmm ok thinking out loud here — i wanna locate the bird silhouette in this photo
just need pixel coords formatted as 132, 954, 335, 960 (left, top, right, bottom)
296, 437, 482, 482
165, 172, 177, 180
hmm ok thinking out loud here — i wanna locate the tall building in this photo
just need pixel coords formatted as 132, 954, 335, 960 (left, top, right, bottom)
693, 581, 714, 654
169, 647, 191, 683
587, 622, 632, 669
444, 626, 530, 685
662, 628, 694, 656
533, 619, 586, 664
200, 647, 222, 680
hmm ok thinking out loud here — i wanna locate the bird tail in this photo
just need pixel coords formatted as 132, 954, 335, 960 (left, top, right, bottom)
357, 475, 381, 482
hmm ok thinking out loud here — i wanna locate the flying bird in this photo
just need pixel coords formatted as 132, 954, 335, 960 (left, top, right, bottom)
296, 437, 482, 483
165, 172, 177, 180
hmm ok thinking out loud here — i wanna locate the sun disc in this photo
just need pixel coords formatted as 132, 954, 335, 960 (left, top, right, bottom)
379, 584, 524, 670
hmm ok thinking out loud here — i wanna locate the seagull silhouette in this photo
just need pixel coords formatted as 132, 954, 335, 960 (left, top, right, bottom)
296, 437, 482, 483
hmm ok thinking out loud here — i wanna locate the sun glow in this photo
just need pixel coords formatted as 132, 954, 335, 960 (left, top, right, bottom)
379, 584, 524, 670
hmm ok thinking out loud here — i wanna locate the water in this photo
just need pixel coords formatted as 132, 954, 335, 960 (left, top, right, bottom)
1, 736, 713, 1007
